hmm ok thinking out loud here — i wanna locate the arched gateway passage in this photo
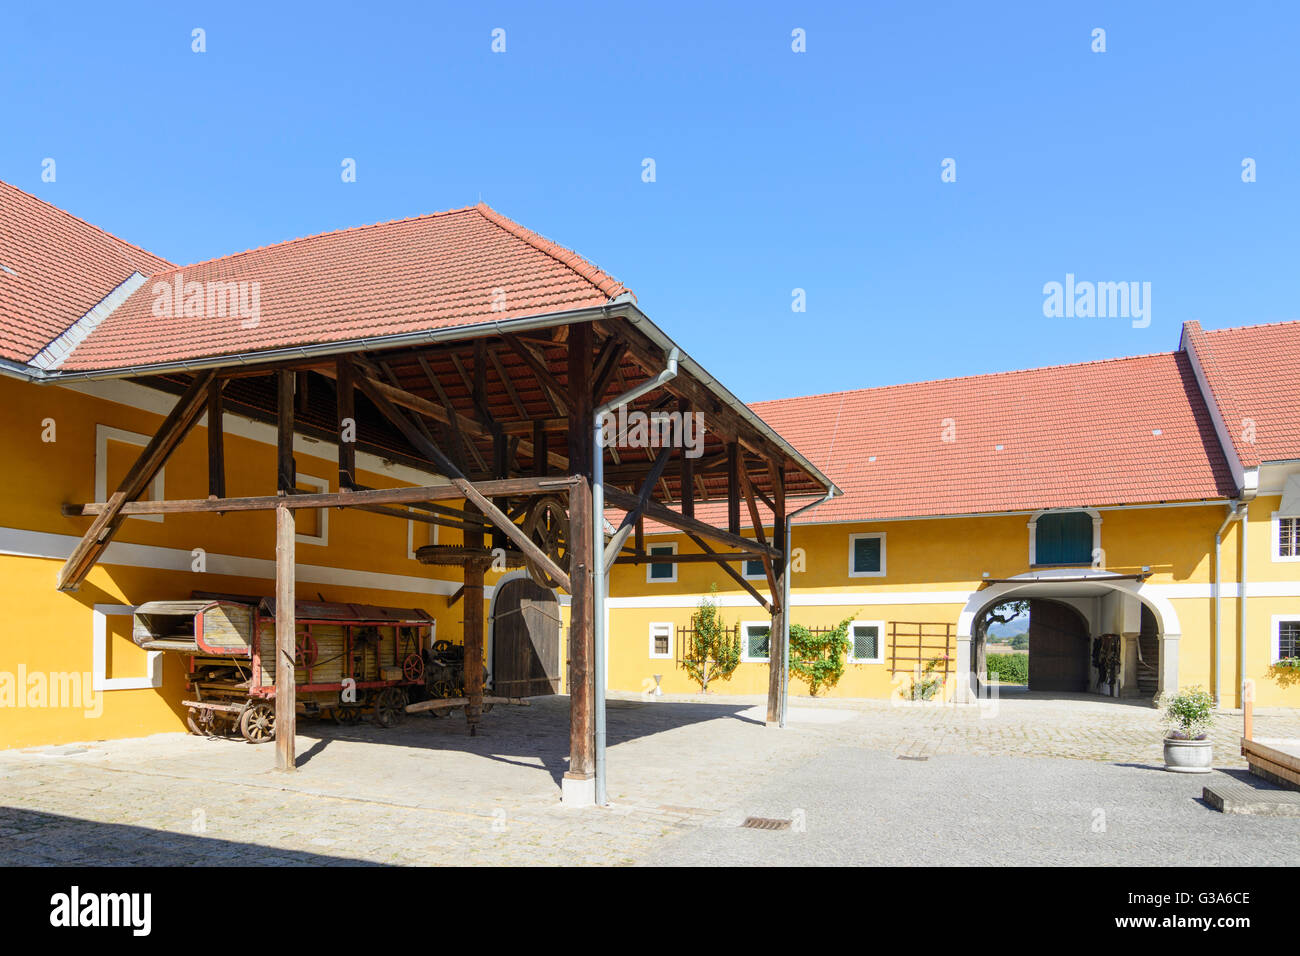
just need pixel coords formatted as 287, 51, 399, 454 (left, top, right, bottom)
955, 571, 1181, 704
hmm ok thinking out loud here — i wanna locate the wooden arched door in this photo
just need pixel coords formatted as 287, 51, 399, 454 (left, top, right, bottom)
491, 576, 561, 697
1026, 599, 1091, 692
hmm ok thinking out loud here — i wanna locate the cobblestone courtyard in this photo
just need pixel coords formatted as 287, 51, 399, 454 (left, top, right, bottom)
2, 692, 1297, 866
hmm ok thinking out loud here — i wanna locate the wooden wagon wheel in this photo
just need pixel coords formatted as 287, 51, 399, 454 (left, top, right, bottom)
239, 702, 276, 743
295, 632, 318, 668
332, 704, 363, 726
402, 653, 425, 683
186, 706, 214, 737
373, 687, 407, 728
522, 495, 571, 589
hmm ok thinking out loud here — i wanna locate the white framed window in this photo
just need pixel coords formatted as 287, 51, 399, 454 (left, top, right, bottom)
1272, 513, 1300, 562
95, 425, 165, 523
293, 473, 329, 545
649, 622, 674, 660
407, 509, 440, 560
742, 555, 767, 580
1028, 508, 1102, 567
646, 542, 677, 583
848, 620, 885, 664
740, 621, 771, 662
1273, 615, 1300, 663
848, 532, 886, 577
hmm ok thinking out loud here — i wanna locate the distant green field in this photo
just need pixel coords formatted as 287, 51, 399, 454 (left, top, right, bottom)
986, 653, 1028, 684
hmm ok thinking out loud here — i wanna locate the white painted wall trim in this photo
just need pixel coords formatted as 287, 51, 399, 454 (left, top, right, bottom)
847, 620, 886, 664
62, 378, 444, 489
848, 531, 887, 577
604, 581, 1300, 611
92, 603, 161, 691
1027, 507, 1101, 567
293, 472, 329, 546
648, 621, 674, 660
0, 525, 469, 599
96, 424, 165, 523
1272, 614, 1300, 664
1271, 511, 1300, 563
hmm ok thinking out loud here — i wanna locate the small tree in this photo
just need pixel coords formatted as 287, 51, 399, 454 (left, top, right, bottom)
682, 585, 740, 692
789, 618, 852, 696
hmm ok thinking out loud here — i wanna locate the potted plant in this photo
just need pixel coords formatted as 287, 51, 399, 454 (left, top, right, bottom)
1155, 685, 1215, 773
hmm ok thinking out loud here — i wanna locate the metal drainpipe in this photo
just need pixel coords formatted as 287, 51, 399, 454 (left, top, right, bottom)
1239, 503, 1249, 708
1213, 501, 1242, 707
592, 347, 679, 806
779, 490, 836, 728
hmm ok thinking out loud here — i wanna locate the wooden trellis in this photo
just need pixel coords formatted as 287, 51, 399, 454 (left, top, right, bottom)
888, 622, 956, 681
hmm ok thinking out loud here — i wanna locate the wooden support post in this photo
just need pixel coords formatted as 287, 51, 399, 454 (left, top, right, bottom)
336, 356, 356, 490
492, 431, 508, 552
726, 442, 740, 535
679, 399, 694, 518
207, 381, 226, 499
566, 475, 595, 789
463, 503, 486, 735
277, 370, 296, 494
275, 503, 296, 770
766, 466, 787, 725
564, 323, 596, 805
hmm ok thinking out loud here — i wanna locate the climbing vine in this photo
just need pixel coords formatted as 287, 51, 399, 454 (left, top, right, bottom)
682, 585, 740, 692
789, 617, 853, 696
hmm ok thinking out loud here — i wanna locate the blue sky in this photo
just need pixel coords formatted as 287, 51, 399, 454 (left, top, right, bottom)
2, 1, 1296, 402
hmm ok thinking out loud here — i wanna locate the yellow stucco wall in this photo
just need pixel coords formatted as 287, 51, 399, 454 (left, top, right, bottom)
0, 375, 510, 749
607, 501, 1300, 709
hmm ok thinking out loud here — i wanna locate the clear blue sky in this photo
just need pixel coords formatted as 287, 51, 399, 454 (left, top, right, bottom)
3, 2, 1295, 402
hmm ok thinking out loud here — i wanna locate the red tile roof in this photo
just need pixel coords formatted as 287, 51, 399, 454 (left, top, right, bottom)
743, 349, 1236, 523
1182, 319, 1300, 468
0, 182, 172, 363
59, 203, 630, 371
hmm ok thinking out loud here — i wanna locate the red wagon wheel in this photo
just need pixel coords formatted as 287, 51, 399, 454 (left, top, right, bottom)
402, 653, 425, 683
295, 632, 318, 668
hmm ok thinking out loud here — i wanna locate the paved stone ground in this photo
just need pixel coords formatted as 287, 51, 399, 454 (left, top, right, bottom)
0, 692, 1296, 866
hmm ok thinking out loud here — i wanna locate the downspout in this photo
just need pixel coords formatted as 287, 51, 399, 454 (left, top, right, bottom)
592, 346, 679, 806
1213, 501, 1242, 707
1238, 503, 1249, 708
779, 489, 836, 728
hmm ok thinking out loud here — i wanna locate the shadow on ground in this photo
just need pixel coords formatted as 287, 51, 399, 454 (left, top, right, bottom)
1, 806, 377, 866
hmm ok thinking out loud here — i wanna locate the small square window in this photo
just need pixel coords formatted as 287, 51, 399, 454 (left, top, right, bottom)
407, 508, 440, 560
848, 621, 884, 664
743, 556, 766, 580
849, 533, 885, 577
1276, 618, 1300, 662
647, 543, 677, 583
1277, 516, 1299, 560
293, 474, 329, 545
649, 622, 673, 660
742, 622, 770, 662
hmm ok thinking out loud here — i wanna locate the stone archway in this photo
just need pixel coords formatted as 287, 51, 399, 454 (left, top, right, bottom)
955, 571, 1181, 703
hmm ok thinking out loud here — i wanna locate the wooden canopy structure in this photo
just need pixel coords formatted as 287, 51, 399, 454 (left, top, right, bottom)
56, 301, 837, 797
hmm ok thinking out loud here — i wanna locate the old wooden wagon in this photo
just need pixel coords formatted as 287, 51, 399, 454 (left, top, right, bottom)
132, 597, 435, 742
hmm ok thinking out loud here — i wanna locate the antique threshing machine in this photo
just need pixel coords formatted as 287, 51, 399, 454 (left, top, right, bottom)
132, 597, 435, 742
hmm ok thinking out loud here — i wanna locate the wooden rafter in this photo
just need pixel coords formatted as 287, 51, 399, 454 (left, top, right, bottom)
57, 369, 217, 592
